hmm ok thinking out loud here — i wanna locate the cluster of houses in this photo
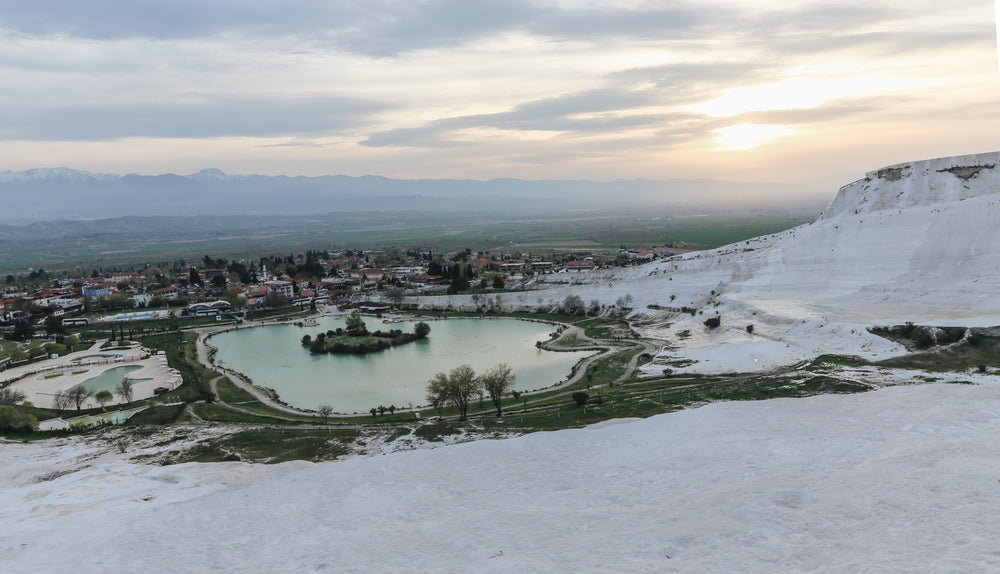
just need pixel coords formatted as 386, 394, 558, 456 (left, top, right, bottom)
1, 245, 693, 327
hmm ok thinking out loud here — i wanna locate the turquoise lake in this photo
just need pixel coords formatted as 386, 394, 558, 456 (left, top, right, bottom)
210, 317, 591, 412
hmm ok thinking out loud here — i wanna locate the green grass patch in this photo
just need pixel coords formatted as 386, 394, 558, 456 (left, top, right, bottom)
125, 404, 186, 425
166, 429, 358, 464
136, 332, 215, 401
235, 401, 318, 421
874, 330, 1000, 372
385, 427, 411, 442
804, 354, 870, 371
797, 375, 870, 393
214, 377, 257, 403
190, 402, 291, 424
575, 318, 632, 340
413, 423, 462, 442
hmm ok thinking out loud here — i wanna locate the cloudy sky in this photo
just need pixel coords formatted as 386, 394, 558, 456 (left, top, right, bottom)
0, 0, 996, 184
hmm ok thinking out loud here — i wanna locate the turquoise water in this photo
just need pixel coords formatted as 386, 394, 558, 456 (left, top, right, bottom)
212, 317, 591, 412
68, 365, 145, 393
65, 407, 147, 427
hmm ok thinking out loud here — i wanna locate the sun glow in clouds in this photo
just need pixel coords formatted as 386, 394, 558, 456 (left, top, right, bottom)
692, 79, 831, 118
715, 123, 791, 150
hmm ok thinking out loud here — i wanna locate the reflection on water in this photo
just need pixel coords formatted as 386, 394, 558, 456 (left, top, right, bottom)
212, 317, 591, 412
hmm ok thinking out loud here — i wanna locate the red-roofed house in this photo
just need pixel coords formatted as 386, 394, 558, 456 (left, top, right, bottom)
566, 260, 596, 272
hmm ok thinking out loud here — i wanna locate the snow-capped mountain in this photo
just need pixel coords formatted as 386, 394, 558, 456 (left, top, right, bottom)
0, 166, 119, 184
183, 167, 249, 183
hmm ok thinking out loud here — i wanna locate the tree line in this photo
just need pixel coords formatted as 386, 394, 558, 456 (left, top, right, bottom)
425, 363, 516, 420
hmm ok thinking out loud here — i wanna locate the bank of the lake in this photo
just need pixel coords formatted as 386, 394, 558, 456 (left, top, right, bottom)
210, 317, 593, 413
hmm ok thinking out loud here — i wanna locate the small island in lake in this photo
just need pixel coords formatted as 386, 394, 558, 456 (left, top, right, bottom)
301, 312, 430, 355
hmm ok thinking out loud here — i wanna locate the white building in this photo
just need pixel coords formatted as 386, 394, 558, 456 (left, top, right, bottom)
265, 280, 294, 298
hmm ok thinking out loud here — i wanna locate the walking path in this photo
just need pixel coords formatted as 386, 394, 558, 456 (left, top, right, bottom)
193, 326, 313, 417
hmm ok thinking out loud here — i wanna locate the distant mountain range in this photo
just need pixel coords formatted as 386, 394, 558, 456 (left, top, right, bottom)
0, 167, 830, 224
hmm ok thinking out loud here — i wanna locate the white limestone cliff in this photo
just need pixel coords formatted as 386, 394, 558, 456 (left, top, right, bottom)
421, 152, 1000, 373
822, 152, 1000, 218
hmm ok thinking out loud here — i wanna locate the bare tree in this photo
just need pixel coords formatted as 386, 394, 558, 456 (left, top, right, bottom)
561, 294, 585, 315
67, 386, 91, 411
0, 387, 26, 405
588, 299, 602, 317
480, 363, 516, 417
386, 287, 405, 308
52, 391, 72, 417
317, 404, 333, 424
116, 379, 134, 405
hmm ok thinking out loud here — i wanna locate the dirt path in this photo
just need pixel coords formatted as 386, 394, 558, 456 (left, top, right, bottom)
181, 402, 206, 422
538, 324, 663, 391
193, 326, 315, 417
204, 373, 306, 422
613, 339, 660, 385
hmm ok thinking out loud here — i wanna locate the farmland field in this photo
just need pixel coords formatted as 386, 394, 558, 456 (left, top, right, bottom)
0, 209, 814, 272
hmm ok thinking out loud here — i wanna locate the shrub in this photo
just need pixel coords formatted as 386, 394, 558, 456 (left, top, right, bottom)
562, 294, 585, 316
0, 405, 37, 432
704, 316, 721, 329
914, 329, 935, 349
572, 391, 589, 406
414, 321, 431, 338
746, 324, 754, 334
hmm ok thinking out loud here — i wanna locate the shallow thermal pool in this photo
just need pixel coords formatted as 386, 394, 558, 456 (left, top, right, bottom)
67, 365, 148, 394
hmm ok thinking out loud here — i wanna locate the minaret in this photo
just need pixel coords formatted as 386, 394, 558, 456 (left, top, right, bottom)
261, 263, 268, 282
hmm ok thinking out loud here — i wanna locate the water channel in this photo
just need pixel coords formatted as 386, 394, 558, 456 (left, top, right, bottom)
211, 316, 592, 413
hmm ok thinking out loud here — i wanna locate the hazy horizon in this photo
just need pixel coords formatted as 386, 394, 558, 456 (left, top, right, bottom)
1, 1, 997, 188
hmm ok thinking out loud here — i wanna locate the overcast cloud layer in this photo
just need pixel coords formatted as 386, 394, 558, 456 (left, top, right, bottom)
0, 1, 996, 183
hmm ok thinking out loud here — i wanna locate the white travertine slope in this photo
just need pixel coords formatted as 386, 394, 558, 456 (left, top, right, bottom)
5, 383, 1000, 573
423, 152, 1000, 373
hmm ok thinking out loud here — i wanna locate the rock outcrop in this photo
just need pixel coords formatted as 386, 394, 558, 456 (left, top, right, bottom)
821, 152, 1000, 219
